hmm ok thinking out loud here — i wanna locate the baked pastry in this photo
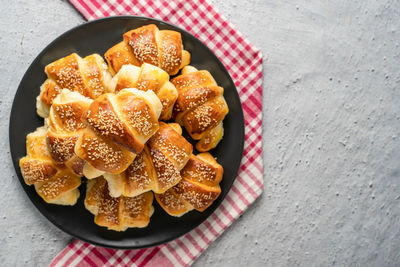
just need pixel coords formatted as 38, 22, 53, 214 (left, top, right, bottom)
171, 66, 229, 152
36, 53, 112, 118
46, 89, 92, 176
155, 152, 223, 217
75, 88, 162, 178
85, 177, 154, 231
105, 24, 190, 75
104, 122, 193, 198
108, 63, 178, 120
19, 126, 81, 205
74, 128, 136, 178
85, 88, 162, 154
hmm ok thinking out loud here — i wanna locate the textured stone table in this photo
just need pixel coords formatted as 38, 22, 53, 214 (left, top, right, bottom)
1, 0, 399, 266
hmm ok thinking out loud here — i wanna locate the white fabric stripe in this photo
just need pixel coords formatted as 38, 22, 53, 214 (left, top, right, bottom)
228, 189, 248, 211
57, 241, 85, 267
160, 245, 182, 267
106, 249, 123, 266
70, 0, 91, 20
208, 214, 223, 233
68, 244, 92, 267
136, 247, 156, 266
181, 236, 199, 258
197, 222, 215, 243
189, 231, 207, 251
220, 200, 237, 219
215, 204, 232, 226
171, 240, 192, 264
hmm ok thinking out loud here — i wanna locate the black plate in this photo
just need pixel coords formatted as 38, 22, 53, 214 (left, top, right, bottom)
9, 16, 244, 249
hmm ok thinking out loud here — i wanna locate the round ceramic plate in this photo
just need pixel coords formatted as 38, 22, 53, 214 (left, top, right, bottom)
9, 16, 244, 249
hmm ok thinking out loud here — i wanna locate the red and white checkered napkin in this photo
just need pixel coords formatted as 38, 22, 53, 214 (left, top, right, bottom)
50, 0, 263, 266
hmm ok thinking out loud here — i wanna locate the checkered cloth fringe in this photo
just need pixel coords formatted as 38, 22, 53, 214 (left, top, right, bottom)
50, 0, 263, 266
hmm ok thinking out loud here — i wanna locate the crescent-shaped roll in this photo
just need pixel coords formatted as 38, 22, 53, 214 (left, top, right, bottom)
108, 63, 178, 120
155, 152, 223, 217
74, 127, 136, 178
19, 126, 81, 205
46, 89, 92, 176
104, 122, 193, 198
105, 24, 190, 75
171, 66, 229, 152
84, 177, 154, 231
85, 88, 162, 154
36, 53, 112, 118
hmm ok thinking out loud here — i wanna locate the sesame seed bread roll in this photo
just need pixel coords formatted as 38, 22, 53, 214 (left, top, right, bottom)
34, 168, 81, 205
19, 126, 81, 205
84, 177, 154, 231
74, 128, 136, 177
19, 126, 58, 185
171, 66, 229, 152
85, 88, 162, 154
108, 63, 178, 120
104, 122, 193, 198
37, 53, 112, 118
105, 24, 190, 76
155, 152, 223, 217
46, 89, 93, 176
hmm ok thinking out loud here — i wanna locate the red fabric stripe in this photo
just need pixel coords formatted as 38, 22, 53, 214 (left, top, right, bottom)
185, 233, 203, 254
175, 238, 195, 261
137, 247, 161, 267
74, 0, 95, 16
165, 243, 186, 266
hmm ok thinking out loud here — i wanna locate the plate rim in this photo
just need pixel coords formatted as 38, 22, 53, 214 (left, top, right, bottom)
9, 15, 245, 249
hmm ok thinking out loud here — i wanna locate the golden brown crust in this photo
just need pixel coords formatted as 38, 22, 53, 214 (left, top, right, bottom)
171, 70, 216, 91
183, 96, 228, 136
104, 41, 139, 75
105, 24, 189, 75
35, 168, 81, 203
154, 188, 193, 216
86, 90, 160, 154
158, 30, 183, 75
83, 54, 110, 98
46, 90, 92, 175
148, 122, 193, 170
50, 101, 89, 132
104, 123, 192, 197
39, 79, 62, 108
20, 126, 82, 205
120, 192, 154, 228
170, 67, 229, 151
174, 179, 221, 212
45, 53, 87, 96
74, 128, 136, 174
181, 154, 223, 186
148, 122, 193, 192
110, 64, 177, 121
86, 93, 144, 154
65, 156, 86, 177
172, 85, 223, 117
19, 158, 58, 185
115, 90, 160, 142
46, 130, 78, 163
155, 152, 223, 215
20, 126, 59, 185
38, 53, 110, 118
85, 177, 153, 231
124, 24, 159, 67
123, 147, 154, 196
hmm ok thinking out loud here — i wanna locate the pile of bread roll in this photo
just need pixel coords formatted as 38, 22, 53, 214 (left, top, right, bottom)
19, 24, 229, 231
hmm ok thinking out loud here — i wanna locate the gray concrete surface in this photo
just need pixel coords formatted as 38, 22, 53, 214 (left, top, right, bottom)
1, 0, 399, 266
